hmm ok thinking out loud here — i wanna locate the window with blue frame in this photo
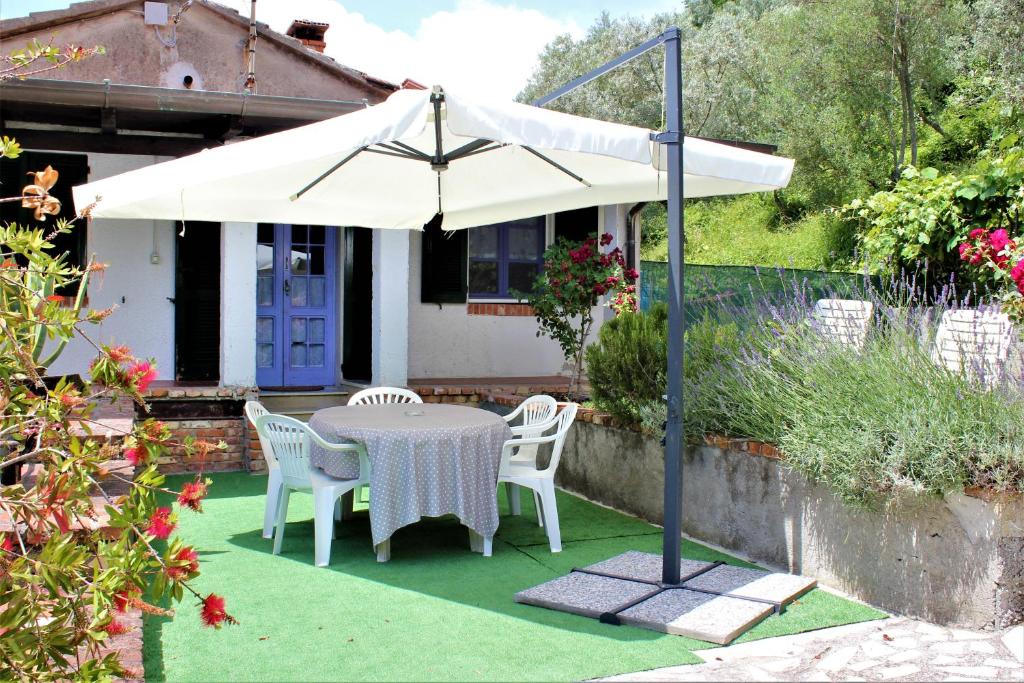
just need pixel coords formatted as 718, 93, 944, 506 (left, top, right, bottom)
467, 216, 546, 298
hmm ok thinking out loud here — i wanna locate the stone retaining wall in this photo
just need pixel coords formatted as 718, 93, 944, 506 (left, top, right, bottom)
555, 418, 1023, 630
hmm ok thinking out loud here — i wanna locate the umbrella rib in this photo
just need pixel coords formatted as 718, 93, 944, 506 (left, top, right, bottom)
290, 146, 367, 201
388, 141, 432, 159
445, 138, 497, 161
365, 148, 427, 160
521, 146, 592, 187
456, 143, 508, 159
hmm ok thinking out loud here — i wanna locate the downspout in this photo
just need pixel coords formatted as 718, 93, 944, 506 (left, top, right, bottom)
244, 0, 258, 94
626, 201, 646, 271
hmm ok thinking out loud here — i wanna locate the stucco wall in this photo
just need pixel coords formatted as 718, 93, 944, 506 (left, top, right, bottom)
3, 5, 387, 101
556, 421, 1024, 629
407, 228, 600, 379
48, 152, 177, 379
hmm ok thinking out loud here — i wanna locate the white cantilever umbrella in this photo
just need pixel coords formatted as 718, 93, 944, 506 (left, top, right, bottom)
72, 85, 793, 229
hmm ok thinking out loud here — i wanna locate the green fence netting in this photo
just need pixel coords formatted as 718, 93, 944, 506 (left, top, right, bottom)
639, 261, 878, 322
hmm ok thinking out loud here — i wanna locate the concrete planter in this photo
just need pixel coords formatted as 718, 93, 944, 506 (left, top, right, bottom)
558, 419, 1024, 630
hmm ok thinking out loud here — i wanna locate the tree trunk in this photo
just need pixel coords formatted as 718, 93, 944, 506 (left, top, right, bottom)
897, 33, 917, 166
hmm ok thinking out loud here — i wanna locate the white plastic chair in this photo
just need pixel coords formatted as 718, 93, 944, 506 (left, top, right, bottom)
811, 299, 875, 349
496, 403, 578, 553
244, 400, 281, 539
931, 309, 1014, 388
254, 414, 371, 567
501, 395, 558, 520
347, 387, 423, 406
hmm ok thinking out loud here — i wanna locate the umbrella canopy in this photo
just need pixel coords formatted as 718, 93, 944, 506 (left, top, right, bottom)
73, 86, 793, 230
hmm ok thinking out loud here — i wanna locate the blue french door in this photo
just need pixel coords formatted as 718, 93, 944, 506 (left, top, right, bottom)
256, 224, 337, 387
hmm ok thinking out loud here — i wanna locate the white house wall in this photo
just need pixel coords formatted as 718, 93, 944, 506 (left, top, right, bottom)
47, 152, 177, 379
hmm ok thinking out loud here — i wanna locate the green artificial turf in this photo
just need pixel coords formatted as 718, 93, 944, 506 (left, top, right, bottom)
144, 473, 884, 682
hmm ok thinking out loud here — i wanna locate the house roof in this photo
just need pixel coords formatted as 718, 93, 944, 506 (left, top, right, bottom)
0, 0, 399, 97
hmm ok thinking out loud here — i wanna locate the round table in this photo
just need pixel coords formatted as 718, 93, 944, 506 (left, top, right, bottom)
308, 403, 512, 558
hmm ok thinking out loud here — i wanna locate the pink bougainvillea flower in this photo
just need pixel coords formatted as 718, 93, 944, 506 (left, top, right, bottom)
146, 507, 176, 540
1012, 258, 1024, 295
177, 479, 208, 512
599, 232, 613, 246
968, 228, 987, 240
166, 546, 200, 581
127, 361, 157, 393
200, 593, 231, 628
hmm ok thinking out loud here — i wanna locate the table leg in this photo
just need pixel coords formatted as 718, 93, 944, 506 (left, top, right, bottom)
468, 529, 493, 557
375, 538, 391, 563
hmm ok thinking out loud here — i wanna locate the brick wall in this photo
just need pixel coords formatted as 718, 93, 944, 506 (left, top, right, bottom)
158, 418, 247, 474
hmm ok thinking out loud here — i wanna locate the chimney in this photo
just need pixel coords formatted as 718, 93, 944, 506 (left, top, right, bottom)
286, 19, 329, 53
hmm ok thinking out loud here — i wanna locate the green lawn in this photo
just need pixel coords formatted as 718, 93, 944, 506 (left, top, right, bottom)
145, 473, 884, 682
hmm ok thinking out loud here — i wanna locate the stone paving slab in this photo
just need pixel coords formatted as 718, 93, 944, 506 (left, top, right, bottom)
515, 551, 816, 645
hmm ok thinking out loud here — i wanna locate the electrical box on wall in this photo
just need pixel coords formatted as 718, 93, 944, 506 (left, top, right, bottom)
144, 2, 169, 26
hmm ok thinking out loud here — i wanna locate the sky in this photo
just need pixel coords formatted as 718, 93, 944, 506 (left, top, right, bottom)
0, 0, 682, 99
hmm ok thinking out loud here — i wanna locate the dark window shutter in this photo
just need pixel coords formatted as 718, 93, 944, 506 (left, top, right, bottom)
421, 214, 467, 304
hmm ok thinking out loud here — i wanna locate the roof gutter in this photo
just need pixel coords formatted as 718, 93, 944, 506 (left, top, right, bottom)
0, 78, 370, 121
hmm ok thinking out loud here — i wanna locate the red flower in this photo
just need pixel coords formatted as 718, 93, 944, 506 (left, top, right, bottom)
625, 268, 639, 280
166, 546, 200, 581
113, 587, 139, 613
605, 276, 619, 286
599, 232, 614, 246
1011, 258, 1024, 295
200, 593, 229, 628
968, 228, 987, 240
146, 507, 176, 540
123, 447, 142, 466
46, 295, 64, 303
127, 361, 157, 393
1, 534, 13, 553
177, 479, 208, 512
58, 393, 84, 410
593, 283, 607, 295
958, 242, 972, 261
107, 345, 133, 363
106, 619, 131, 636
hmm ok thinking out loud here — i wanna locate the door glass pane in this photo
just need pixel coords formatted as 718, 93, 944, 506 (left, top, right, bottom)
291, 225, 308, 244
290, 343, 307, 367
257, 276, 274, 307
291, 248, 308, 274
468, 225, 498, 259
257, 317, 274, 343
508, 226, 540, 260
291, 277, 307, 307
309, 278, 325, 308
257, 343, 274, 368
257, 244, 274, 272
291, 317, 307, 343
469, 261, 498, 294
257, 223, 274, 244
309, 318, 325, 343
309, 225, 325, 244
508, 262, 539, 294
308, 344, 325, 367
309, 246, 324, 275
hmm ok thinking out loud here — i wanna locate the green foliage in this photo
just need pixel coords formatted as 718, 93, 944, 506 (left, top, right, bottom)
640, 197, 855, 270
846, 133, 1024, 282
585, 304, 667, 424
518, 235, 637, 398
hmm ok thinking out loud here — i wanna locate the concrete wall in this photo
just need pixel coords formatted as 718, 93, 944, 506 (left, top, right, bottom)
3, 5, 388, 101
558, 421, 1024, 629
48, 152, 177, 379
220, 222, 256, 386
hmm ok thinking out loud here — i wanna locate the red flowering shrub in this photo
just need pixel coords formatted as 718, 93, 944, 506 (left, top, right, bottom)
957, 226, 1024, 322
0, 119, 234, 678
516, 233, 638, 397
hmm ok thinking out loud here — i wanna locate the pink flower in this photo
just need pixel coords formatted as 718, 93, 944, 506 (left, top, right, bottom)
123, 447, 142, 466
177, 479, 208, 512
1011, 258, 1024, 295
605, 276, 619, 286
106, 619, 131, 636
625, 268, 639, 280
958, 242, 972, 261
166, 546, 200, 581
146, 507, 176, 540
968, 228, 987, 240
988, 229, 1011, 252
599, 232, 613, 246
127, 361, 157, 393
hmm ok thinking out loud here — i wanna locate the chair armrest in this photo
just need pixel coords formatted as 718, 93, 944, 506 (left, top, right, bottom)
308, 431, 371, 482
499, 433, 559, 470
502, 403, 525, 424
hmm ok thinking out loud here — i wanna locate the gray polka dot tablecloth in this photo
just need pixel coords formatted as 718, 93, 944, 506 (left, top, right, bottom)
308, 403, 512, 546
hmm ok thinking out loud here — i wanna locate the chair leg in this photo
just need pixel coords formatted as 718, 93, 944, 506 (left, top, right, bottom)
272, 488, 291, 556
263, 469, 282, 539
533, 490, 544, 527
505, 482, 521, 515
538, 483, 561, 553
482, 535, 493, 557
313, 489, 338, 568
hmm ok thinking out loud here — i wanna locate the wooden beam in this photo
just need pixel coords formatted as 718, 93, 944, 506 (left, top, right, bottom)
5, 129, 219, 157
100, 107, 116, 134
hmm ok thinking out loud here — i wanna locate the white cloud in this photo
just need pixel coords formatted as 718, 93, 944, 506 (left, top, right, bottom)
216, 0, 583, 100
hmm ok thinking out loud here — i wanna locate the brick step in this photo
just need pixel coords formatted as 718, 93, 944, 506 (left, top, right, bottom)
259, 391, 350, 415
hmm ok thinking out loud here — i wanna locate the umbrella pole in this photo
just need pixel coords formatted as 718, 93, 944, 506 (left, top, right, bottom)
660, 26, 686, 586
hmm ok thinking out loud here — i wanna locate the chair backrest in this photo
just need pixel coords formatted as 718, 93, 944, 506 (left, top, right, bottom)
545, 403, 579, 474
244, 400, 277, 468
347, 387, 423, 406
931, 308, 1014, 386
811, 299, 874, 348
517, 395, 559, 433
254, 414, 314, 487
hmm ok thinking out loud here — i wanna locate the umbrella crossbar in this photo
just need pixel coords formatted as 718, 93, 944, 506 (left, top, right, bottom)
567, 561, 785, 627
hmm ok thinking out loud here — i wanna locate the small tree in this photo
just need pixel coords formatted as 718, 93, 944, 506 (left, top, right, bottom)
518, 233, 638, 399
1, 42, 234, 681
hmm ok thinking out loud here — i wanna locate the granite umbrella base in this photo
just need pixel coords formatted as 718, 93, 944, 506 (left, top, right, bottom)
515, 551, 817, 645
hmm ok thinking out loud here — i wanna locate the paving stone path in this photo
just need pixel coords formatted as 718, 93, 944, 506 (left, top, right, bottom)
604, 618, 1024, 682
